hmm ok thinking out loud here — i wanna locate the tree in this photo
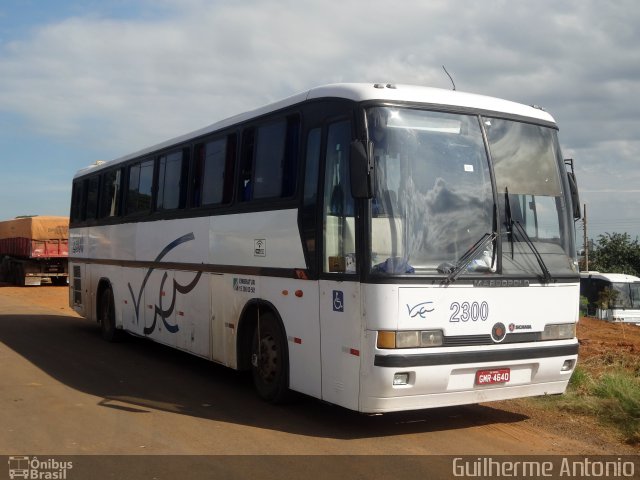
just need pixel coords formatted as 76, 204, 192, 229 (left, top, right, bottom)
588, 232, 640, 275
596, 287, 619, 309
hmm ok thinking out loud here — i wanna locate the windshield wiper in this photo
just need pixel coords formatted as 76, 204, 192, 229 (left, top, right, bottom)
512, 220, 552, 283
503, 188, 552, 283
504, 187, 515, 258
440, 232, 497, 284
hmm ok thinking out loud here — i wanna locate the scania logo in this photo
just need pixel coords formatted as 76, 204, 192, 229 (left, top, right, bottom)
509, 323, 532, 332
491, 322, 507, 343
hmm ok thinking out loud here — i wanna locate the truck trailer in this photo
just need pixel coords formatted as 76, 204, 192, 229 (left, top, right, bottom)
0, 216, 69, 286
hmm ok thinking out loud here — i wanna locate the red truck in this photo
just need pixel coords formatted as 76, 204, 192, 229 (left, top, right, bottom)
0, 216, 69, 286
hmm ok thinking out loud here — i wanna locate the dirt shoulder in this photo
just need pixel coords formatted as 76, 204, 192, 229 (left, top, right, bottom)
577, 316, 640, 371
0, 283, 79, 316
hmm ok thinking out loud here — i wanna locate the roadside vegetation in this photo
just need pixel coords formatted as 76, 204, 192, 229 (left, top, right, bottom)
540, 231, 640, 445
530, 319, 640, 445
537, 355, 640, 444
583, 232, 640, 275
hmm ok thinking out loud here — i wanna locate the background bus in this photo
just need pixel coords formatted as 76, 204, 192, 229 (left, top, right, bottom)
580, 271, 640, 324
69, 83, 581, 413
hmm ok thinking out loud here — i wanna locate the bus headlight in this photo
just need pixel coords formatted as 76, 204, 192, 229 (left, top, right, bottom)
377, 330, 443, 349
541, 323, 576, 341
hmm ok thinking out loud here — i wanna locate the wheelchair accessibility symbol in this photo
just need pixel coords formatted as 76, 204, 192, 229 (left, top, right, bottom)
333, 290, 344, 312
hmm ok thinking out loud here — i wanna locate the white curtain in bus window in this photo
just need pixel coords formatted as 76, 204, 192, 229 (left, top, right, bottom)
99, 170, 121, 218
323, 120, 356, 273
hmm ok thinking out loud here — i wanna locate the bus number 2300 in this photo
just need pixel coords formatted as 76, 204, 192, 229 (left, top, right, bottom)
449, 301, 489, 322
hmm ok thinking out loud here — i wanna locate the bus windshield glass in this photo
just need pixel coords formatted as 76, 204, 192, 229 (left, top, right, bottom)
367, 107, 576, 277
610, 282, 640, 309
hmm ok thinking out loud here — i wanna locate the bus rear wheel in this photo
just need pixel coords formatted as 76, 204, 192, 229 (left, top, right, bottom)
99, 287, 122, 342
251, 313, 290, 403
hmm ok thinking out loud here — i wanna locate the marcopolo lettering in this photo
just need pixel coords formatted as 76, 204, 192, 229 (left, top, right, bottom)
473, 279, 530, 288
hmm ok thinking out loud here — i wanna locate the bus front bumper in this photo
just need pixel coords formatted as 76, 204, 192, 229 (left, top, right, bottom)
359, 342, 578, 413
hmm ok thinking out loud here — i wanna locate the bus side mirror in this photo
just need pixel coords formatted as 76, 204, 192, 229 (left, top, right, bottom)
567, 172, 581, 220
350, 140, 374, 199
564, 158, 581, 220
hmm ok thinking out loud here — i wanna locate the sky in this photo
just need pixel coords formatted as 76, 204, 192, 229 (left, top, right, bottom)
1, 0, 639, 248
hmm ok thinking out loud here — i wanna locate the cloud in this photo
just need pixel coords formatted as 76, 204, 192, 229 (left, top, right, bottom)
0, 0, 639, 237
1, 1, 637, 148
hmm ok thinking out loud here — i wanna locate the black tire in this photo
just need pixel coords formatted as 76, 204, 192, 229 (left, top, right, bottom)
14, 263, 25, 287
99, 287, 122, 342
251, 313, 290, 403
7, 262, 17, 285
0, 258, 8, 282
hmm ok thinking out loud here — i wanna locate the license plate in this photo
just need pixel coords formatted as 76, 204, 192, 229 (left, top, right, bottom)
475, 368, 510, 385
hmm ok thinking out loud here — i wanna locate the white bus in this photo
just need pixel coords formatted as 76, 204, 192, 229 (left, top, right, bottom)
69, 83, 581, 413
580, 271, 640, 324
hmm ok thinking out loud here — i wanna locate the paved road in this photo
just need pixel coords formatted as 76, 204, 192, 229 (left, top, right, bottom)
0, 288, 612, 479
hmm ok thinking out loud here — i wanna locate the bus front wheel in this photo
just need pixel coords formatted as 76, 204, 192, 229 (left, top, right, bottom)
251, 313, 290, 403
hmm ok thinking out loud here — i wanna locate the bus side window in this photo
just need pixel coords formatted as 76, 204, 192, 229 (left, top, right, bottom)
323, 120, 356, 273
301, 128, 322, 271
126, 159, 154, 215
282, 116, 300, 197
85, 175, 100, 221
240, 115, 300, 202
253, 119, 287, 199
193, 135, 236, 207
222, 134, 236, 204
157, 150, 187, 211
70, 180, 85, 224
98, 169, 122, 218
98, 169, 121, 218
240, 128, 255, 201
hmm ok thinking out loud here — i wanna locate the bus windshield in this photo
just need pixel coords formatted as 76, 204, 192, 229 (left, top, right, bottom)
367, 107, 576, 277
610, 282, 640, 309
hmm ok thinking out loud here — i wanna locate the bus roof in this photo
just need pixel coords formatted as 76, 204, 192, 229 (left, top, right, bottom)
74, 83, 557, 178
580, 271, 640, 283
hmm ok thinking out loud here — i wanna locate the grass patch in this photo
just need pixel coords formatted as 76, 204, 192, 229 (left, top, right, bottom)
568, 365, 591, 391
532, 365, 640, 444
593, 372, 640, 443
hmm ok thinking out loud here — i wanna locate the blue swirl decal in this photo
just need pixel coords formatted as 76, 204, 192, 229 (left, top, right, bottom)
127, 233, 202, 335
406, 301, 435, 319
